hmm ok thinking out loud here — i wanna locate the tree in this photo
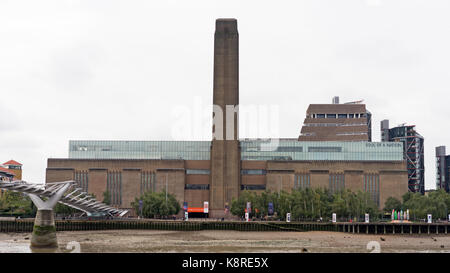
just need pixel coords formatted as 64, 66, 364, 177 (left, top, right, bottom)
54, 202, 77, 215
0, 191, 36, 216
230, 191, 257, 218
131, 190, 180, 218
103, 191, 111, 205
384, 197, 402, 213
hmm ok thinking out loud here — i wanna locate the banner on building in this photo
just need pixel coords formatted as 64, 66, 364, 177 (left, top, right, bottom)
203, 201, 209, 213
268, 202, 274, 216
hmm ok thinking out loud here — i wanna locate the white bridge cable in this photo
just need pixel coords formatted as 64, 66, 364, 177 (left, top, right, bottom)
0, 180, 128, 216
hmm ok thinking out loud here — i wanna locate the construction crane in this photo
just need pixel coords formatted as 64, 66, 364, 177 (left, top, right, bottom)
343, 99, 364, 104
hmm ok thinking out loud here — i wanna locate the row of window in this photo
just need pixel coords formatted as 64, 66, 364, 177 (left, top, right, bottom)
335, 132, 368, 136
310, 113, 367, 119
241, 155, 293, 161
243, 146, 304, 152
303, 123, 367, 127
245, 146, 344, 153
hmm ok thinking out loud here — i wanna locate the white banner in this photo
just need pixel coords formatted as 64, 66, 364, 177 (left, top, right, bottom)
286, 213, 291, 223
203, 201, 209, 213
332, 213, 336, 223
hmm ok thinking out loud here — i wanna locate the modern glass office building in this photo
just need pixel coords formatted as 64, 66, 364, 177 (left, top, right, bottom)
69, 139, 403, 162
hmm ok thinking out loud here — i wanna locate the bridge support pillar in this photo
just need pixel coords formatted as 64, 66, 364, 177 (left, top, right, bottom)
28, 183, 72, 249
31, 209, 57, 248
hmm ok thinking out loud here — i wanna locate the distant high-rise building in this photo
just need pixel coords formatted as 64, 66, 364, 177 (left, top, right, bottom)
436, 146, 450, 192
298, 97, 372, 141
381, 120, 425, 194
332, 96, 340, 104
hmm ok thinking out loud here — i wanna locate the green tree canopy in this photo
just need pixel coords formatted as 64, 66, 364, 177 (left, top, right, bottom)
131, 190, 180, 218
0, 191, 36, 216
230, 188, 380, 221
383, 197, 402, 213
103, 191, 111, 205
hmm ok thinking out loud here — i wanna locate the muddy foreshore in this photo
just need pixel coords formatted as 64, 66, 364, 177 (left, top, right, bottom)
0, 230, 449, 253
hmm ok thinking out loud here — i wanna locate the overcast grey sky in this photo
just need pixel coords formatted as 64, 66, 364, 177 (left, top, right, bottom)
1, 0, 449, 190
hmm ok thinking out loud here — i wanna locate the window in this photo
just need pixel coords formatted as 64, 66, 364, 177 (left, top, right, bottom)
141, 171, 156, 195
308, 147, 342, 153
349, 114, 354, 118
329, 173, 345, 194
241, 169, 267, 175
276, 146, 303, 152
186, 169, 210, 175
185, 184, 210, 190
364, 173, 380, 206
75, 171, 89, 192
295, 174, 310, 189
338, 114, 347, 119
241, 185, 266, 190
326, 114, 336, 118
316, 114, 325, 118
107, 171, 122, 206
